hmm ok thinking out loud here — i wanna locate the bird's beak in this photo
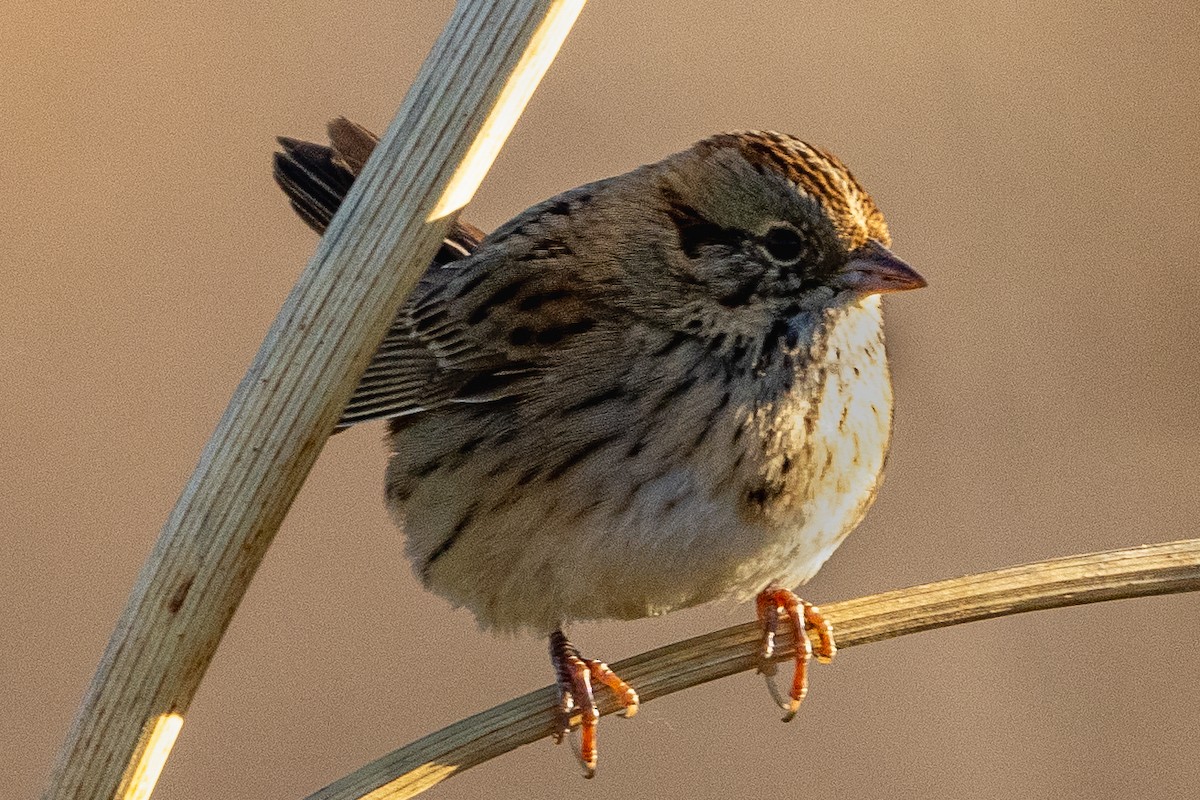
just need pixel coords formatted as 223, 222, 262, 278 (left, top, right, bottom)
835, 240, 927, 296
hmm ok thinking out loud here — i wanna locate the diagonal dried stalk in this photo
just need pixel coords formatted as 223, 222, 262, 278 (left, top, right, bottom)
43, 3, 586, 799
307, 538, 1200, 800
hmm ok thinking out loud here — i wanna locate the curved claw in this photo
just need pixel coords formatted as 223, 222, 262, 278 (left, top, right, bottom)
760, 664, 793, 715
755, 586, 837, 721
549, 630, 640, 778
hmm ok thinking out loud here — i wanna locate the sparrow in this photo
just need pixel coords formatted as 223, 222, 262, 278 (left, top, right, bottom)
274, 118, 925, 776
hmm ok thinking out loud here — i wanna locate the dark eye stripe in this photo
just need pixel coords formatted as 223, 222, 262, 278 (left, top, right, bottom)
665, 197, 747, 259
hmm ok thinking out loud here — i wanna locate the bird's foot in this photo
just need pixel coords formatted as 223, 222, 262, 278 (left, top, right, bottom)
755, 585, 836, 722
548, 629, 640, 778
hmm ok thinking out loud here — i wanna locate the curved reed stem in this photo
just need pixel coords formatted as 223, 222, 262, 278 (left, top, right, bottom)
306, 538, 1200, 800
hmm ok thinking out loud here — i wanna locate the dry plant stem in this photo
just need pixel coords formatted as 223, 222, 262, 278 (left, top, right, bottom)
43, 2, 585, 799
307, 538, 1200, 800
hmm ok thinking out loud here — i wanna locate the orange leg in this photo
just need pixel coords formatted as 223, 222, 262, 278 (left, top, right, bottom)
755, 586, 836, 722
549, 629, 640, 778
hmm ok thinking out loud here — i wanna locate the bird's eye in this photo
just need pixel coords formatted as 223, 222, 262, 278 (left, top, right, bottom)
759, 225, 806, 264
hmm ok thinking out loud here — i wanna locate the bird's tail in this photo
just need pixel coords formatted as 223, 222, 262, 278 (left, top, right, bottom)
273, 117, 485, 253
272, 118, 487, 431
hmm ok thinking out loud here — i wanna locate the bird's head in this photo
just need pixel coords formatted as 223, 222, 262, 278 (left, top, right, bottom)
630, 131, 925, 334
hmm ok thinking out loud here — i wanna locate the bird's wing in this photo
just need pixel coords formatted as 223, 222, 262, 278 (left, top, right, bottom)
274, 118, 521, 429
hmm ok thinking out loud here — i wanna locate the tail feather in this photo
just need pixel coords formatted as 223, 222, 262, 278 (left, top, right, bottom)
325, 117, 378, 173
273, 139, 348, 233
273, 117, 487, 430
273, 117, 486, 252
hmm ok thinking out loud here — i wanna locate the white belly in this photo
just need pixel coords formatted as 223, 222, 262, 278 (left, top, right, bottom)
393, 298, 892, 633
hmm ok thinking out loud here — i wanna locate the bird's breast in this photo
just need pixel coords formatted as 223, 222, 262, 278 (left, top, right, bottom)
386, 297, 894, 630
723, 296, 894, 589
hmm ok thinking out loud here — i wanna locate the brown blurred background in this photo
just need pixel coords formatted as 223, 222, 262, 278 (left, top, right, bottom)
4, 1, 1199, 798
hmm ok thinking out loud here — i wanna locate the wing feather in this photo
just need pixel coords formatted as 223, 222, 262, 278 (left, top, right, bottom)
274, 119, 534, 430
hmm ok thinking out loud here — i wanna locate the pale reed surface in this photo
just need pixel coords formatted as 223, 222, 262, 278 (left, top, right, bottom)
307, 538, 1200, 800
42, 2, 585, 798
